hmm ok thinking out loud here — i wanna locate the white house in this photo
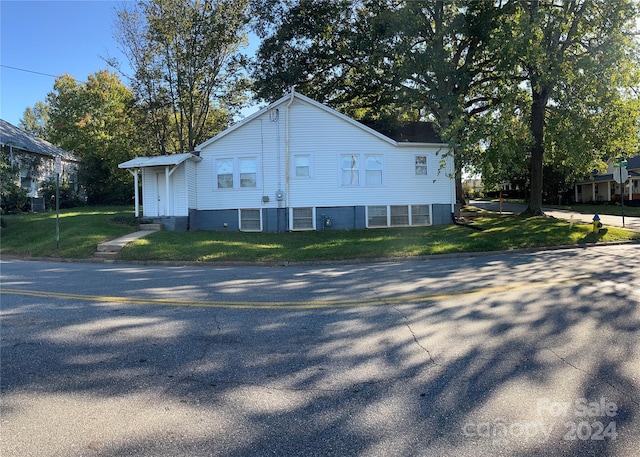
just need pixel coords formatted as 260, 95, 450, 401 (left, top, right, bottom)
574, 155, 640, 204
119, 91, 455, 232
1, 119, 79, 211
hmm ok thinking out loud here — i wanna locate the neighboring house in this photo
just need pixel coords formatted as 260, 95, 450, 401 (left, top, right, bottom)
574, 155, 640, 203
119, 91, 455, 232
0, 119, 79, 210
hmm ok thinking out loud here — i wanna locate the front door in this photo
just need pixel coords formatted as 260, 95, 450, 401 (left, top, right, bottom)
157, 173, 166, 216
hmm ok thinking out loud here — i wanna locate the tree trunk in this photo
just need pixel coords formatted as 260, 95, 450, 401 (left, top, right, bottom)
527, 89, 548, 216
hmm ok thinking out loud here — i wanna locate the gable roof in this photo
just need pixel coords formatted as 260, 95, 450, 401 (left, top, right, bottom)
196, 91, 447, 150
0, 118, 77, 162
118, 152, 201, 169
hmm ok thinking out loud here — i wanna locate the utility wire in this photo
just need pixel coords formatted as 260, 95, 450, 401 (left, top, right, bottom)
1, 64, 67, 79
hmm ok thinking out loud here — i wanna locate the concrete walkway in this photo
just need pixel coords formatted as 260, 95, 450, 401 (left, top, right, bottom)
94, 230, 158, 259
470, 200, 640, 232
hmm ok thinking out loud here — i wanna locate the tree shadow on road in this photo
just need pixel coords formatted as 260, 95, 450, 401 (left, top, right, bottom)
1, 252, 639, 456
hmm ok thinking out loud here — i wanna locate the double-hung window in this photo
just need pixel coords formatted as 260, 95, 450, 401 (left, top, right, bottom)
415, 155, 428, 176
239, 158, 257, 188
216, 156, 258, 189
216, 159, 234, 188
293, 154, 312, 178
340, 153, 384, 186
341, 155, 359, 186
365, 155, 383, 185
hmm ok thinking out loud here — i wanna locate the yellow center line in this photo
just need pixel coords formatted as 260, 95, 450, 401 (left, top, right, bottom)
0, 276, 590, 310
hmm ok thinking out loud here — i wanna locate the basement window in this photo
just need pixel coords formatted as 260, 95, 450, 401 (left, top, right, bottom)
239, 209, 262, 231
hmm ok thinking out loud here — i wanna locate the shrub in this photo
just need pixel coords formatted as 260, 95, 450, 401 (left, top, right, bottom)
0, 183, 29, 214
39, 177, 84, 210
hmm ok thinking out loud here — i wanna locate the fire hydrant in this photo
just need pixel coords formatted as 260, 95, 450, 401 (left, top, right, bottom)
592, 214, 602, 233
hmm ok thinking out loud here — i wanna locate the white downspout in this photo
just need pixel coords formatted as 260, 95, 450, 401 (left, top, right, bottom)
285, 87, 295, 215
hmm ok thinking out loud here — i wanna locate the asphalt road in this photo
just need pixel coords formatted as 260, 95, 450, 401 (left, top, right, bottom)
1, 245, 639, 456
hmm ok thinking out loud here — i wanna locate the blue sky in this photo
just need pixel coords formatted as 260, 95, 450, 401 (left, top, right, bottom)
0, 0, 259, 128
0, 1, 132, 126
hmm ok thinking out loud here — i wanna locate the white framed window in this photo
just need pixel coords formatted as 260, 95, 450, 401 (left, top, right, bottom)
239, 157, 257, 188
341, 153, 385, 186
293, 154, 313, 178
341, 154, 359, 186
215, 156, 259, 189
390, 205, 409, 226
365, 155, 383, 185
367, 205, 431, 227
291, 207, 315, 230
367, 206, 388, 227
415, 155, 428, 176
216, 159, 234, 188
411, 205, 430, 225
239, 209, 262, 231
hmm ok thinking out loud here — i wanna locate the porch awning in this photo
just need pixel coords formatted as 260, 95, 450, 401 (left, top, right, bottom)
118, 152, 201, 169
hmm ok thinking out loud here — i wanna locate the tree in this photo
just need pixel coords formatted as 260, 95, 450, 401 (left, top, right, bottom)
19, 101, 50, 140
111, 0, 251, 154
493, 0, 639, 214
250, 0, 505, 204
47, 71, 142, 205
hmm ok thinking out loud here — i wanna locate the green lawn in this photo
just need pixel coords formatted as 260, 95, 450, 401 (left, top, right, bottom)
0, 207, 137, 258
2, 206, 637, 262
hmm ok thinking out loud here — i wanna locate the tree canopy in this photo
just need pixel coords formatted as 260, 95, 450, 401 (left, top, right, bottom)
111, 0, 251, 154
46, 71, 142, 205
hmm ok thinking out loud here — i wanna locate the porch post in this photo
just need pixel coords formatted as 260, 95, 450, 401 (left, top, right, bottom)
607, 180, 612, 201
128, 169, 140, 217
165, 166, 170, 215
574, 184, 578, 203
592, 183, 596, 202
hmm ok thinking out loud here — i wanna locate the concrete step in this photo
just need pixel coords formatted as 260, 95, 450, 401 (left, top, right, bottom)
93, 250, 119, 259
139, 223, 164, 231
96, 243, 122, 253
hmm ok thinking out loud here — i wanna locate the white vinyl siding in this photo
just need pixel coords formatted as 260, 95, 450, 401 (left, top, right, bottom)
239, 209, 261, 231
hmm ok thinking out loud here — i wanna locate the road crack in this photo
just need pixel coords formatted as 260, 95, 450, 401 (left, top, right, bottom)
543, 346, 640, 407
393, 306, 437, 365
